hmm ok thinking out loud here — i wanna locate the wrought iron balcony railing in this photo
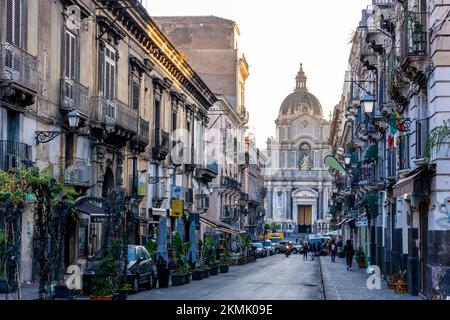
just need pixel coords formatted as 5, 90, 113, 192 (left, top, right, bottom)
153, 128, 170, 161
60, 78, 89, 116
206, 156, 219, 175
116, 100, 138, 134
138, 118, 150, 144
0, 140, 32, 172
398, 136, 410, 171
63, 158, 92, 187
90, 96, 116, 125
0, 43, 37, 93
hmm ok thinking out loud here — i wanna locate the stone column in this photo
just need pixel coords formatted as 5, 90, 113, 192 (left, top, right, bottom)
20, 204, 35, 283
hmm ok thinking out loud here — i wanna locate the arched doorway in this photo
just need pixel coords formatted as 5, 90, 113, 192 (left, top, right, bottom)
102, 167, 115, 198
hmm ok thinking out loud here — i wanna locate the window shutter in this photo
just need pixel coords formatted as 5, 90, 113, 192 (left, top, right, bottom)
132, 80, 140, 110
6, 0, 23, 47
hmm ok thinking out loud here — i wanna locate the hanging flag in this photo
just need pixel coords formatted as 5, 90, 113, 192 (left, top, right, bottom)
395, 111, 406, 132
388, 134, 393, 150
389, 113, 398, 135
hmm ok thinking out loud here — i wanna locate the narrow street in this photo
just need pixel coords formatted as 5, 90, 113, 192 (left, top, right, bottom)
131, 254, 324, 300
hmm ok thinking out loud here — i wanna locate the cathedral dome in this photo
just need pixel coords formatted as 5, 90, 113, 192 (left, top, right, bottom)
279, 64, 323, 117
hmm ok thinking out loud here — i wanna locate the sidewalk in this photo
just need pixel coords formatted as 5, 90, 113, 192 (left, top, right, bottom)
320, 255, 420, 300
0, 282, 40, 300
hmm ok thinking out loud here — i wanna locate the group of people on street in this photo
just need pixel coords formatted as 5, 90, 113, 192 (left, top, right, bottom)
299, 238, 356, 271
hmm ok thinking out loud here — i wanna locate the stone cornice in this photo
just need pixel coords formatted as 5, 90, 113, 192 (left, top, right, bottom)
96, 0, 217, 109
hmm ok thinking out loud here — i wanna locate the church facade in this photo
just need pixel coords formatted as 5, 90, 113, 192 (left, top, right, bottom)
265, 65, 333, 234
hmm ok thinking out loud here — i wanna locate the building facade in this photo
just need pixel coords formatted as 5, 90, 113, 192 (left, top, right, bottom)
265, 65, 332, 234
329, 0, 450, 299
0, 0, 217, 282
154, 16, 254, 239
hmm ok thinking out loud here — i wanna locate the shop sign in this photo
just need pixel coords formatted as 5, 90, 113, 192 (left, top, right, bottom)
355, 220, 368, 227
171, 199, 184, 218
91, 215, 108, 223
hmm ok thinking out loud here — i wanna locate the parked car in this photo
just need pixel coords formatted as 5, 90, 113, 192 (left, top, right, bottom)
251, 242, 266, 258
291, 242, 303, 254
83, 245, 156, 294
262, 240, 275, 255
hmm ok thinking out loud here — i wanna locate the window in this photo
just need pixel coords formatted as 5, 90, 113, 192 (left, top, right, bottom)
64, 30, 78, 80
103, 44, 116, 100
6, 0, 24, 48
130, 78, 140, 110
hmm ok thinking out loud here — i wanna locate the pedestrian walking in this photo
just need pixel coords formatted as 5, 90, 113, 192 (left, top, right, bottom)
343, 240, 355, 270
330, 240, 336, 262
302, 241, 308, 261
311, 242, 316, 260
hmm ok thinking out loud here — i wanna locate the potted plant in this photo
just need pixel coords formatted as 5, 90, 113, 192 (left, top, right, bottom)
355, 248, 366, 268
210, 249, 220, 276
146, 239, 157, 262
394, 270, 407, 294
115, 283, 132, 301
171, 233, 186, 286
220, 248, 230, 273
90, 254, 117, 300
182, 241, 192, 284
156, 257, 170, 288
192, 265, 204, 281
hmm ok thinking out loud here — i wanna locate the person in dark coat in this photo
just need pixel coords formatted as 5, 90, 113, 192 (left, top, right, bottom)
330, 240, 337, 262
310, 242, 316, 260
343, 240, 355, 270
302, 242, 309, 261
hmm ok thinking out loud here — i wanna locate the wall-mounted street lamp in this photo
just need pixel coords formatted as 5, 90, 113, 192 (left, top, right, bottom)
35, 110, 88, 144
361, 92, 376, 114
344, 152, 352, 166
147, 162, 179, 184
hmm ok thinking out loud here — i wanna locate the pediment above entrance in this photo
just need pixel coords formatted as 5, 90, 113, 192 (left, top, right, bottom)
292, 188, 318, 199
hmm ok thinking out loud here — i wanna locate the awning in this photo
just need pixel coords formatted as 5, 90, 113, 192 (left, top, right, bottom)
363, 144, 378, 163
200, 216, 241, 235
392, 170, 424, 198
75, 203, 105, 216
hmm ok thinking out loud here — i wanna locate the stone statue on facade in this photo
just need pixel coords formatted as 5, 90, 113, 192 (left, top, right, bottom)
301, 154, 311, 170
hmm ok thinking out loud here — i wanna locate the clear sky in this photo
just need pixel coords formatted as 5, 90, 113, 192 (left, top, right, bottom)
145, 0, 372, 148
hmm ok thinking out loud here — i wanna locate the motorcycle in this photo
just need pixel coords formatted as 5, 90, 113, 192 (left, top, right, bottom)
285, 245, 292, 257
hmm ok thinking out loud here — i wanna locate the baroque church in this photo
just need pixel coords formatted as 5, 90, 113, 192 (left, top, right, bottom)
265, 64, 333, 234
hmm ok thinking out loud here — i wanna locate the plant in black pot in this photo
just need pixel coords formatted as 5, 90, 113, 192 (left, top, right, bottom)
209, 249, 220, 276
156, 257, 170, 289
220, 248, 230, 274
182, 241, 192, 284
171, 233, 186, 286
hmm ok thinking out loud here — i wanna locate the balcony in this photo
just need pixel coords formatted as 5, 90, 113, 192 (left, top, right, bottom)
196, 156, 219, 183
63, 158, 92, 188
0, 140, 32, 172
400, 16, 427, 80
60, 78, 89, 116
152, 129, 170, 161
91, 96, 116, 125
415, 118, 429, 164
116, 100, 138, 134
132, 118, 149, 152
0, 43, 37, 106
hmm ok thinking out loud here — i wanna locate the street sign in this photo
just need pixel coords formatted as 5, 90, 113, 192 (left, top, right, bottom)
355, 220, 368, 227
171, 199, 184, 218
172, 186, 184, 199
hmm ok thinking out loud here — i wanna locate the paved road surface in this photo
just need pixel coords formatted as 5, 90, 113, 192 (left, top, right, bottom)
131, 254, 324, 300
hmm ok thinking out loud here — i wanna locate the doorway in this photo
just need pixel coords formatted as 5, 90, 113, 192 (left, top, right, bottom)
419, 200, 428, 295
298, 205, 312, 233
